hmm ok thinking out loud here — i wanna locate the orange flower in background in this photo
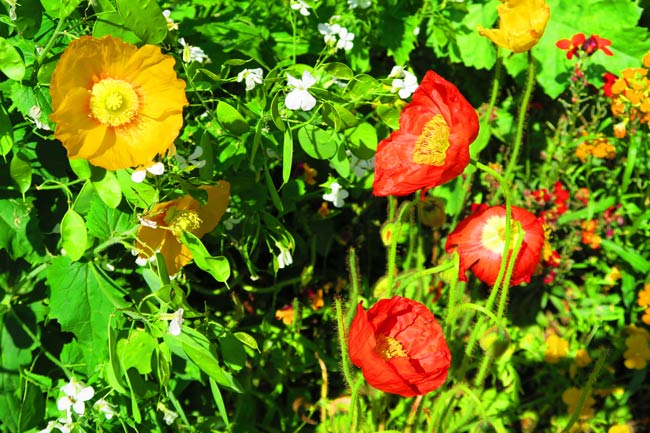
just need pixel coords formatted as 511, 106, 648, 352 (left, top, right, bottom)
478, 0, 551, 53
445, 205, 545, 286
556, 33, 585, 59
372, 70, 479, 197
544, 333, 569, 363
348, 296, 451, 397
136, 182, 230, 275
562, 387, 596, 418
50, 35, 188, 170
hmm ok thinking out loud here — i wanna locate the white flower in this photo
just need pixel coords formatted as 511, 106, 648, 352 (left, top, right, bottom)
277, 247, 293, 269
57, 378, 94, 417
285, 71, 317, 111
168, 308, 184, 336
348, 0, 371, 8
131, 162, 165, 183
175, 146, 206, 170
389, 65, 405, 78
318, 23, 341, 45
158, 403, 178, 425
223, 213, 242, 231
336, 27, 355, 51
178, 38, 209, 63
290, 0, 311, 16
237, 68, 264, 91
349, 153, 375, 178
29, 105, 50, 130
163, 9, 178, 30
94, 399, 117, 420
323, 182, 349, 208
391, 69, 418, 99
37, 420, 72, 433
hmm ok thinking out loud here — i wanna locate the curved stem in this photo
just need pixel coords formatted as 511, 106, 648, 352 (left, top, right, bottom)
34, 17, 68, 74
504, 51, 536, 183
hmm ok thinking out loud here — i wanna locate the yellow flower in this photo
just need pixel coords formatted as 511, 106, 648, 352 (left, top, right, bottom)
638, 283, 650, 308
275, 305, 295, 325
50, 35, 188, 171
136, 182, 230, 276
561, 387, 595, 419
608, 424, 631, 433
623, 333, 650, 369
574, 348, 592, 368
478, 0, 551, 53
544, 333, 569, 363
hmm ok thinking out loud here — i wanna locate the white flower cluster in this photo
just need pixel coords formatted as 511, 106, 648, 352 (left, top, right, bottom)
285, 71, 317, 111
323, 181, 349, 208
290, 0, 311, 16
237, 68, 264, 91
389, 66, 419, 99
178, 38, 209, 63
348, 0, 371, 9
317, 23, 355, 51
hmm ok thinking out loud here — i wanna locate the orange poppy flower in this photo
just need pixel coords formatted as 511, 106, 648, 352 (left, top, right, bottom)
445, 205, 545, 286
50, 35, 188, 170
372, 70, 479, 197
136, 182, 230, 276
348, 296, 451, 397
478, 0, 551, 53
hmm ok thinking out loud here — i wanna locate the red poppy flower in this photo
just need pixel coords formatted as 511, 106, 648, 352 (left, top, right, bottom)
445, 205, 545, 287
348, 296, 451, 397
556, 33, 586, 60
372, 70, 479, 197
603, 72, 618, 97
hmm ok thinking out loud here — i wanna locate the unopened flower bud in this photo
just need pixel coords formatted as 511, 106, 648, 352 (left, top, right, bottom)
418, 196, 446, 228
479, 326, 510, 358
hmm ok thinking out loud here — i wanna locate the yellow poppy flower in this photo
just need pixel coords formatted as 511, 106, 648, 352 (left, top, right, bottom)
50, 35, 188, 170
136, 182, 230, 276
478, 0, 551, 53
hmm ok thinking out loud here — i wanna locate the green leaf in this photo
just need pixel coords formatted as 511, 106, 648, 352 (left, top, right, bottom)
92, 11, 142, 44
69, 159, 91, 180
0, 105, 12, 157
0, 37, 25, 81
14, 0, 43, 38
234, 332, 259, 352
216, 101, 250, 135
297, 125, 337, 160
376, 104, 400, 130
270, 92, 285, 131
347, 74, 381, 100
91, 168, 123, 209
182, 342, 243, 393
39, 0, 82, 19
322, 62, 355, 80
329, 143, 350, 178
18, 381, 44, 432
218, 334, 246, 372
1, 306, 38, 371
9, 153, 31, 195
346, 122, 378, 159
115, 0, 168, 44
115, 169, 158, 208
117, 329, 158, 375
455, 1, 498, 70
600, 239, 650, 274
0, 373, 20, 432
181, 232, 231, 282
60, 209, 87, 262
282, 129, 292, 185
46, 257, 128, 374
86, 197, 133, 240
0, 198, 45, 263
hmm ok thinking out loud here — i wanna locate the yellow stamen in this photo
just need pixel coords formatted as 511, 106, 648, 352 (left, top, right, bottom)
481, 215, 523, 254
164, 208, 203, 237
374, 334, 408, 360
412, 114, 450, 166
89, 78, 140, 126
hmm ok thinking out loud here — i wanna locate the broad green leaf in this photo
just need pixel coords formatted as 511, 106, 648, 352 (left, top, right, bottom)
0, 373, 20, 433
346, 122, 378, 159
217, 101, 249, 135
1, 306, 38, 371
0, 198, 45, 263
18, 381, 44, 432
234, 332, 259, 352
14, 0, 43, 38
86, 198, 133, 240
60, 209, 87, 261
181, 232, 231, 282
182, 342, 242, 393
297, 125, 337, 160
376, 104, 400, 130
105, 328, 128, 395
329, 143, 350, 178
282, 129, 292, 185
115, 0, 168, 44
69, 159, 91, 180
92, 11, 142, 44
323, 62, 354, 80
9, 153, 32, 195
117, 329, 158, 375
218, 334, 246, 372
0, 37, 25, 81
455, 1, 498, 70
39, 0, 82, 19
115, 169, 158, 208
347, 74, 381, 100
91, 168, 123, 209
0, 105, 12, 156
46, 257, 128, 374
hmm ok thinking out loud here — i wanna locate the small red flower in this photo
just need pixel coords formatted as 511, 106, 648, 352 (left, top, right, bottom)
582, 35, 613, 57
445, 205, 545, 286
373, 70, 479, 197
348, 296, 451, 397
603, 72, 618, 97
556, 33, 586, 59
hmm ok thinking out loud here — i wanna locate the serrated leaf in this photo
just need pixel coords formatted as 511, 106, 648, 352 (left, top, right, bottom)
181, 232, 230, 282
0, 198, 45, 263
217, 101, 249, 135
46, 257, 128, 374
86, 198, 133, 240
60, 209, 87, 261
9, 153, 31, 195
0, 37, 25, 81
455, 1, 498, 70
115, 0, 168, 44
297, 125, 337, 160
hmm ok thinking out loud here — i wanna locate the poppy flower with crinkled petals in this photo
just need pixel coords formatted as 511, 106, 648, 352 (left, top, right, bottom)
348, 296, 451, 397
478, 0, 550, 53
445, 205, 545, 287
136, 182, 230, 276
49, 35, 188, 170
372, 70, 479, 197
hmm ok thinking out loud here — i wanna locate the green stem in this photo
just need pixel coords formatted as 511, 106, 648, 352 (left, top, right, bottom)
385, 200, 417, 298
504, 51, 536, 183
34, 17, 68, 75
404, 395, 423, 433
345, 248, 361, 326
335, 297, 356, 390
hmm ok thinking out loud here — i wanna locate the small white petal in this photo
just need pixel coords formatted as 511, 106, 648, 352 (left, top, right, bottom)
147, 162, 165, 176
131, 169, 146, 183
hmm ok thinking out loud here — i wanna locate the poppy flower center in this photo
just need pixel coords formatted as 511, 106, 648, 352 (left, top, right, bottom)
412, 114, 450, 166
89, 78, 140, 127
374, 334, 408, 360
164, 208, 203, 238
481, 215, 523, 254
